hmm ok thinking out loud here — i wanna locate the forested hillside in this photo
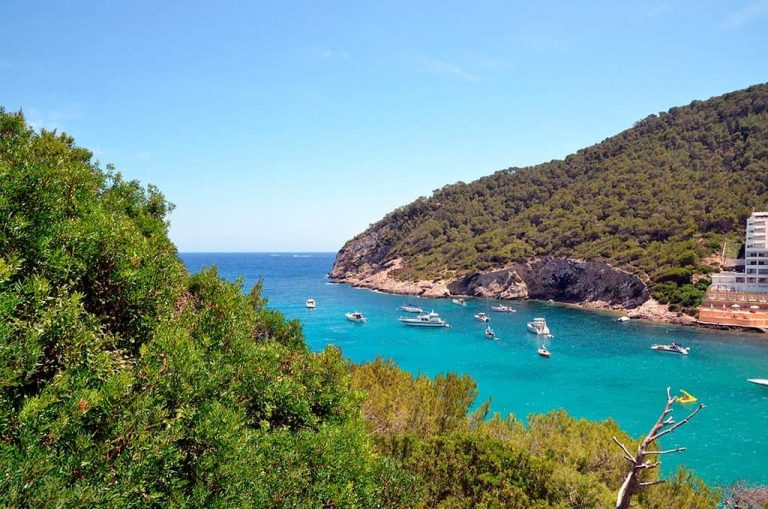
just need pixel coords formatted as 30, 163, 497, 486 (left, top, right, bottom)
0, 109, 719, 507
335, 84, 768, 312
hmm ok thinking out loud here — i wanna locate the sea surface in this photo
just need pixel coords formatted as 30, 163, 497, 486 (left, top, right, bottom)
181, 252, 768, 486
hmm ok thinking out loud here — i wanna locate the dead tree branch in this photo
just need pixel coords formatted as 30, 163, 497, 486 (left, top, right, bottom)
613, 387, 705, 509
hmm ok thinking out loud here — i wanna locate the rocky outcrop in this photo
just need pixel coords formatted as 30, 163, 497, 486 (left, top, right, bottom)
448, 258, 649, 308
332, 240, 649, 308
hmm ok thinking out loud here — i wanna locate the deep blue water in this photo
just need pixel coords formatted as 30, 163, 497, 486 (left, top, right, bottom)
181, 252, 768, 486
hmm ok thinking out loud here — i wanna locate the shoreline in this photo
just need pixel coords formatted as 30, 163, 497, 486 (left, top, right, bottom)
329, 274, 767, 335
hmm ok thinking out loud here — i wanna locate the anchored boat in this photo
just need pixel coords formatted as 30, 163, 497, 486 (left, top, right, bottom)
452, 298, 467, 306
747, 378, 768, 388
678, 390, 697, 403
527, 317, 551, 335
399, 311, 449, 328
345, 311, 366, 323
490, 304, 516, 313
538, 346, 551, 358
400, 303, 423, 313
305, 298, 316, 309
484, 326, 496, 339
474, 312, 490, 322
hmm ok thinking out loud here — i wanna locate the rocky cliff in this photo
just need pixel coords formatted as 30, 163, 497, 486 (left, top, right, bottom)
331, 234, 649, 308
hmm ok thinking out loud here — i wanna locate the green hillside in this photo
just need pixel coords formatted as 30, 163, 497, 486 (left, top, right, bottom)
0, 109, 719, 507
338, 84, 768, 312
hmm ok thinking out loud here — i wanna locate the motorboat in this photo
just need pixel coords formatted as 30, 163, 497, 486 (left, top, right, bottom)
650, 343, 689, 355
305, 298, 316, 309
400, 303, 423, 313
538, 346, 551, 358
490, 304, 516, 313
527, 317, 551, 335
474, 312, 490, 322
677, 390, 697, 404
484, 326, 496, 339
747, 378, 768, 388
547, 299, 555, 304
345, 311, 366, 323
452, 298, 467, 306
399, 311, 449, 328
617, 316, 630, 322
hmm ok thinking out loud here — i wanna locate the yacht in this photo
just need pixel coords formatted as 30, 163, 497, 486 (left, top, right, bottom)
305, 298, 316, 309
345, 311, 366, 323
490, 304, 515, 313
527, 317, 551, 335
617, 316, 630, 322
474, 312, 490, 322
484, 326, 496, 339
400, 303, 423, 313
650, 343, 689, 355
399, 311, 449, 328
452, 298, 467, 306
537, 346, 551, 358
747, 379, 768, 388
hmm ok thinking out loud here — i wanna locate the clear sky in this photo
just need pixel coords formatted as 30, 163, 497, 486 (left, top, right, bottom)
1, 1, 766, 252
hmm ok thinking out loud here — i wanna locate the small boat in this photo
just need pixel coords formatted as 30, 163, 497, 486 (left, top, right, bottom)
527, 317, 551, 335
305, 298, 316, 309
547, 299, 555, 304
345, 311, 366, 323
400, 303, 423, 313
677, 390, 697, 404
399, 311, 449, 328
490, 304, 516, 313
474, 312, 490, 322
452, 298, 467, 306
538, 346, 551, 358
747, 378, 768, 388
617, 316, 630, 322
650, 342, 690, 355
484, 326, 496, 339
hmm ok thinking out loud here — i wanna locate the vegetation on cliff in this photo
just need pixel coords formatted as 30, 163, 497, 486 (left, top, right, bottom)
0, 109, 720, 507
336, 84, 768, 313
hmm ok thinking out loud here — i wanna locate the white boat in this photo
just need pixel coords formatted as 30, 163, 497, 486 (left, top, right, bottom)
305, 298, 316, 309
747, 378, 768, 387
490, 304, 516, 313
547, 299, 555, 304
484, 326, 496, 339
617, 316, 630, 322
345, 311, 366, 323
474, 312, 490, 322
650, 343, 689, 355
452, 298, 467, 306
399, 311, 449, 328
538, 346, 551, 358
527, 317, 551, 335
400, 303, 423, 313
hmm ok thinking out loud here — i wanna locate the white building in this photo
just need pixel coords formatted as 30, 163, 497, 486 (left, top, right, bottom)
711, 211, 768, 293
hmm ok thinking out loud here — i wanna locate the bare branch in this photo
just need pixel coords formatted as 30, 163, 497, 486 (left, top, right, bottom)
649, 404, 705, 442
644, 447, 687, 455
639, 480, 666, 487
634, 461, 660, 470
612, 436, 635, 461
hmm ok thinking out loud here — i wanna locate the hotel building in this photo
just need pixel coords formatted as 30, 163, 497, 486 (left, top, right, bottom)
700, 211, 768, 330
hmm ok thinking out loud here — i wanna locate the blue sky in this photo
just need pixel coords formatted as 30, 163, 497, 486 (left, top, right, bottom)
2, 1, 766, 252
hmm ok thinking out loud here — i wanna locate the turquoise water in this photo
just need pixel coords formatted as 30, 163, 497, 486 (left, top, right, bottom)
181, 252, 768, 486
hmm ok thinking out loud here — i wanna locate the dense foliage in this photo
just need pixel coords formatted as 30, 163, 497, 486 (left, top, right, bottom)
341, 84, 768, 313
351, 358, 719, 508
0, 109, 723, 507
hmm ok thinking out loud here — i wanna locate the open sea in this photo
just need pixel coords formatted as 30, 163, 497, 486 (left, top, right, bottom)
181, 252, 768, 487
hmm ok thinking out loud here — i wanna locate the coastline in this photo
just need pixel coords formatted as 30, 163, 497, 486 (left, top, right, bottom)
329, 272, 766, 334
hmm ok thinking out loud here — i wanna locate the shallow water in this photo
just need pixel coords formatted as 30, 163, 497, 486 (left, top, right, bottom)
181, 252, 768, 486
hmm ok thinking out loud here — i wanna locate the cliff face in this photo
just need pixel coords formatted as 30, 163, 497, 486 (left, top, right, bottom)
448, 258, 649, 308
331, 231, 649, 308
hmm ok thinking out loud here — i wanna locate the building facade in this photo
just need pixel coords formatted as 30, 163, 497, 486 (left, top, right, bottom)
701, 211, 768, 330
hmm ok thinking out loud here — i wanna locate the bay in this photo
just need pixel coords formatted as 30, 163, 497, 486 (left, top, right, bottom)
181, 252, 768, 486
